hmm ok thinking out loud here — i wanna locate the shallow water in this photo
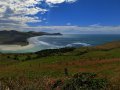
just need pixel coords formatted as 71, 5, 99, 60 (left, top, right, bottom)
0, 34, 120, 53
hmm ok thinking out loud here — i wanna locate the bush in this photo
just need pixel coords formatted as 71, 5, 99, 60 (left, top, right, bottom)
62, 72, 107, 90
35, 47, 75, 57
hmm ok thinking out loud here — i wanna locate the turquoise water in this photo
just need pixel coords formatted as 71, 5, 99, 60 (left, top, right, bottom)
0, 34, 120, 53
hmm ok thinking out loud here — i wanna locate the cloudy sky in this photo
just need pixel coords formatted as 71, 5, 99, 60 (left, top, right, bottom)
0, 0, 120, 34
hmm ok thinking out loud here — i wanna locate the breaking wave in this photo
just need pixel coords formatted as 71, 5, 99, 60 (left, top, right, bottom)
28, 36, 91, 48
66, 42, 91, 47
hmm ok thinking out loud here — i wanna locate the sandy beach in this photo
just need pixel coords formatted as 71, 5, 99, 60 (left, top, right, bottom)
0, 44, 34, 51
0, 36, 38, 51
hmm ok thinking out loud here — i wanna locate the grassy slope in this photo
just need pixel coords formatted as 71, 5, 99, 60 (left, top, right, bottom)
0, 41, 120, 87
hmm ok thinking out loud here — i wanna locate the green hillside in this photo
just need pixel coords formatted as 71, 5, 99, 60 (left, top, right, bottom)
0, 41, 120, 90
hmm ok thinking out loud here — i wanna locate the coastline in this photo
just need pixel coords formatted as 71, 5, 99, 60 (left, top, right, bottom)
0, 34, 120, 53
0, 44, 34, 51
0, 36, 38, 51
0, 30, 62, 51
0, 35, 63, 53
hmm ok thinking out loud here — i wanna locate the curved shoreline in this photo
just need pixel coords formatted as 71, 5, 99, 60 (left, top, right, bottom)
0, 35, 63, 53
0, 36, 39, 51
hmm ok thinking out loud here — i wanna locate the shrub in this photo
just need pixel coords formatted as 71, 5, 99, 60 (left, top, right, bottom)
62, 72, 107, 90
35, 47, 75, 57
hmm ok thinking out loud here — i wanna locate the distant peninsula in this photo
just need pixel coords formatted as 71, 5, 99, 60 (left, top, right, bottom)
0, 30, 62, 46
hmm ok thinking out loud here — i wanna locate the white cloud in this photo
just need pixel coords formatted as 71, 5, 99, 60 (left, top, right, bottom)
0, 0, 77, 29
20, 25, 120, 34
0, 0, 47, 28
46, 0, 65, 4
46, 0, 77, 4
0, 22, 120, 34
66, 22, 71, 25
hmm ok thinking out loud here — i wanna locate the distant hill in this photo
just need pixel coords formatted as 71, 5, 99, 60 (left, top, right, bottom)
0, 30, 62, 45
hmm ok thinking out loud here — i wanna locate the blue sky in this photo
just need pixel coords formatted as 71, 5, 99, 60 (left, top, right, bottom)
34, 0, 120, 26
0, 0, 120, 34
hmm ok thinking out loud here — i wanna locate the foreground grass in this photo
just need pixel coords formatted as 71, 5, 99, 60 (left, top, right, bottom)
0, 41, 120, 89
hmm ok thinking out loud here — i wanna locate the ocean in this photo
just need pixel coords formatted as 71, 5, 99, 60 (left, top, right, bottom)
0, 34, 120, 53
